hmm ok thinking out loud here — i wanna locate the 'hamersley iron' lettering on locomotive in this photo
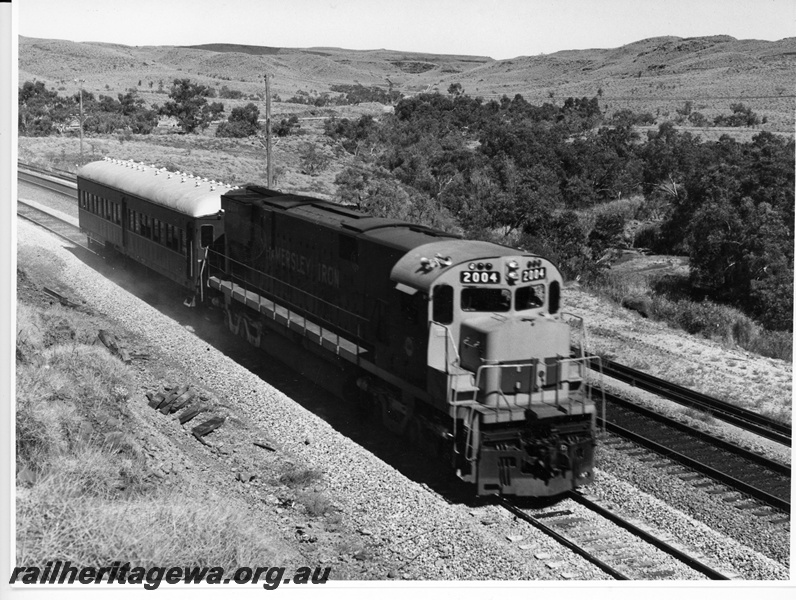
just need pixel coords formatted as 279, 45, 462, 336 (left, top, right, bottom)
265, 246, 340, 288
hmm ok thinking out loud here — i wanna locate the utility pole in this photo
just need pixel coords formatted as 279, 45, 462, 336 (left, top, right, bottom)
75, 78, 85, 164
264, 73, 273, 188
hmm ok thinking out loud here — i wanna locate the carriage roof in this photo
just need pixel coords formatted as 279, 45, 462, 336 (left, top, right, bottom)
77, 159, 227, 218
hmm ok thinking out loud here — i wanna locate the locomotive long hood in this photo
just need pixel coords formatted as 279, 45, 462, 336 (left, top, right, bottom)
390, 240, 520, 293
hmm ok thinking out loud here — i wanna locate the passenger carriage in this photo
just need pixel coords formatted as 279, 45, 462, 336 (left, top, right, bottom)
77, 158, 225, 295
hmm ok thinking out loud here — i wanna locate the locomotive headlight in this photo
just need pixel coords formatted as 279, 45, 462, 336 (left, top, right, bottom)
506, 260, 519, 283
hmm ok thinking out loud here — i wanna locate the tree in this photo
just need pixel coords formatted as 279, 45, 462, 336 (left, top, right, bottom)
160, 78, 224, 133
447, 82, 463, 96
18, 81, 74, 136
299, 142, 330, 175
274, 115, 299, 137
519, 211, 595, 281
216, 103, 260, 138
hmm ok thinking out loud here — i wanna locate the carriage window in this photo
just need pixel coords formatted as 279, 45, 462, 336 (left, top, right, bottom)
461, 288, 511, 313
432, 284, 454, 324
516, 284, 545, 310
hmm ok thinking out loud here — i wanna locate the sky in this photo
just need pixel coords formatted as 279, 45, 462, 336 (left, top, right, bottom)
15, 0, 796, 60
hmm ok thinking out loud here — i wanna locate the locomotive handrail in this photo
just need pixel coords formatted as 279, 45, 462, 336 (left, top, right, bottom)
429, 320, 462, 373
561, 311, 589, 359
559, 355, 605, 425
208, 248, 369, 338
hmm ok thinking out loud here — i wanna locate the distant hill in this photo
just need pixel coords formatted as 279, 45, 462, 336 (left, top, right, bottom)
18, 35, 796, 131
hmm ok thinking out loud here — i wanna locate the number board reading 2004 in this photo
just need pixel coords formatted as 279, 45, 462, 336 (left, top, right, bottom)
522, 267, 546, 282
460, 271, 501, 284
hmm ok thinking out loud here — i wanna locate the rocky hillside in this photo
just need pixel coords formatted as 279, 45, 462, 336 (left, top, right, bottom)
18, 34, 796, 130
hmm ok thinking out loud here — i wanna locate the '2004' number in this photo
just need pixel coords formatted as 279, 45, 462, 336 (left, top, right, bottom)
460, 271, 501, 284
521, 267, 546, 282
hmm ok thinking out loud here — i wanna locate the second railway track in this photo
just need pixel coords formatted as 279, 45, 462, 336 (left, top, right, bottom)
17, 199, 89, 250
599, 389, 791, 513
595, 359, 792, 446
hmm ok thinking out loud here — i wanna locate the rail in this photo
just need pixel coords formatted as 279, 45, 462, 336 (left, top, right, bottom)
598, 390, 791, 512
594, 358, 792, 446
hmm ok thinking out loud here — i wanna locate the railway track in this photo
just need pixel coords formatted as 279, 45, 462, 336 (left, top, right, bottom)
599, 390, 791, 514
18, 163, 78, 198
499, 493, 737, 580
17, 199, 89, 251
595, 359, 792, 447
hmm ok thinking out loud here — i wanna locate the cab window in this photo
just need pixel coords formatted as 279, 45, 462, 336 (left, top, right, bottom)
461, 288, 511, 312
549, 281, 561, 314
432, 284, 454, 324
516, 284, 545, 310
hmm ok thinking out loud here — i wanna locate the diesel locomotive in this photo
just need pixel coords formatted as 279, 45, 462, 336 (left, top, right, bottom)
77, 157, 598, 497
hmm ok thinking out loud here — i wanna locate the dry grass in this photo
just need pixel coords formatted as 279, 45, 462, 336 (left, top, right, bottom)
15, 299, 293, 568
17, 455, 289, 569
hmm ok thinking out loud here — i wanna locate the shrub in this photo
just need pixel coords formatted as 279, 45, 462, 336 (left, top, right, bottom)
743, 330, 793, 361
632, 222, 665, 251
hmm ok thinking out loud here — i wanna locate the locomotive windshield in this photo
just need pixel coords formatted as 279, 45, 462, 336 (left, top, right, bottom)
461, 288, 511, 312
515, 284, 545, 310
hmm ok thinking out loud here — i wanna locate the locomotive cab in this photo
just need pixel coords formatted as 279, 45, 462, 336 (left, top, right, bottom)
392, 241, 596, 497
